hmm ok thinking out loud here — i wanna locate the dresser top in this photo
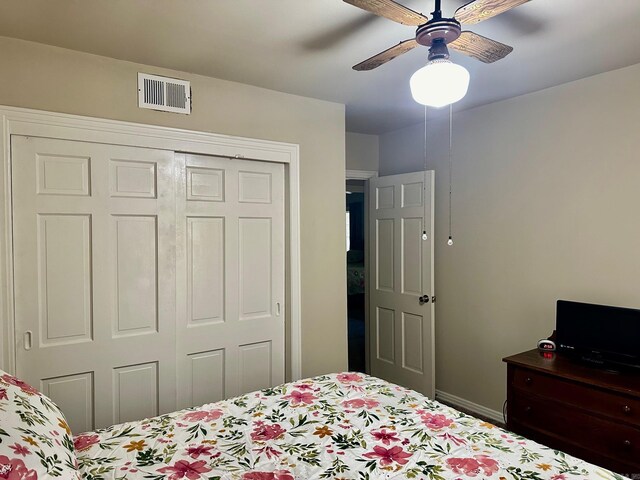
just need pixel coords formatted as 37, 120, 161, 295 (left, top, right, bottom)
503, 349, 640, 398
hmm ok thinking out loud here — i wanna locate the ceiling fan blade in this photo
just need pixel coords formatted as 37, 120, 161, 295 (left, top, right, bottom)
449, 31, 513, 63
454, 0, 530, 25
353, 39, 419, 71
343, 0, 428, 26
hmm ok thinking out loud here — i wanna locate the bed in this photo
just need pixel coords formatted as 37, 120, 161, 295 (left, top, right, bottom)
0, 370, 628, 480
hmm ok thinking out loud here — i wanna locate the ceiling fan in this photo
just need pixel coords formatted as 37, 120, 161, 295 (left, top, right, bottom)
345, 0, 530, 71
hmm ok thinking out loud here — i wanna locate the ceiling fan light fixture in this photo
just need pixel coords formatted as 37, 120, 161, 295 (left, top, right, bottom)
410, 59, 470, 108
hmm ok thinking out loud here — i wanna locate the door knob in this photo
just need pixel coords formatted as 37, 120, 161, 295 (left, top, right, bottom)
419, 295, 430, 305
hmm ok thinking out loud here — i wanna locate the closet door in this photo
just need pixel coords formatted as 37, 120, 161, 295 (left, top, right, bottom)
176, 154, 285, 408
12, 136, 176, 432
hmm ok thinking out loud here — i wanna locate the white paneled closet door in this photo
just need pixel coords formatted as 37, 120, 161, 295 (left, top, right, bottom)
12, 136, 177, 432
175, 154, 285, 408
12, 138, 287, 431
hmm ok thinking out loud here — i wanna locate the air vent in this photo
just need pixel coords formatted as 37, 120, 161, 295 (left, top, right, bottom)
138, 73, 191, 114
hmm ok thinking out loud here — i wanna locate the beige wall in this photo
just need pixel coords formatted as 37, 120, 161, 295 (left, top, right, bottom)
380, 63, 640, 412
0, 36, 348, 378
346, 132, 379, 172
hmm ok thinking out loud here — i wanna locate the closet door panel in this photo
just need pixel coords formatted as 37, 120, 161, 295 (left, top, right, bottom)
187, 216, 225, 326
176, 154, 285, 407
12, 136, 176, 432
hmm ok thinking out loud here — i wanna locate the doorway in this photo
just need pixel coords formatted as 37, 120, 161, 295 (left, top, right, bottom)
346, 179, 366, 372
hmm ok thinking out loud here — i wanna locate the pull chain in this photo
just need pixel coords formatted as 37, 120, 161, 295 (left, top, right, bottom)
422, 105, 428, 241
447, 104, 454, 246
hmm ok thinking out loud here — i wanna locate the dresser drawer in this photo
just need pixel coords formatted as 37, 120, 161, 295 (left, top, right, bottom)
510, 391, 640, 466
513, 367, 640, 427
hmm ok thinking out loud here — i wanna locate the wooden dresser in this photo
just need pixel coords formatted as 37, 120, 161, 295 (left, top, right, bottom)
503, 349, 640, 475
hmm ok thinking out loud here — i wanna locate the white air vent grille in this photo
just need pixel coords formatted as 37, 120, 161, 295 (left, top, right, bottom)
138, 73, 191, 114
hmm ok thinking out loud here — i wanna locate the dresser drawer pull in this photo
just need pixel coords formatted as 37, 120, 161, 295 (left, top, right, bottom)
622, 439, 632, 449
523, 406, 532, 414
622, 405, 632, 415
524, 377, 532, 386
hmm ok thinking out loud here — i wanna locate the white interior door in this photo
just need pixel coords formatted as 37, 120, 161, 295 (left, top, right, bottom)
12, 136, 177, 432
369, 171, 435, 397
175, 153, 285, 408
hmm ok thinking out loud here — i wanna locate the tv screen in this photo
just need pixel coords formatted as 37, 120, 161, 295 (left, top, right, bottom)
556, 300, 640, 368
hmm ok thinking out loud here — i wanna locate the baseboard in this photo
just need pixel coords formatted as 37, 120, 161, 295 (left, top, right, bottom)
435, 390, 504, 425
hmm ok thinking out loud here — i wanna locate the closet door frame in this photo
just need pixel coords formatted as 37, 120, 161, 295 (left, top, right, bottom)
0, 106, 302, 382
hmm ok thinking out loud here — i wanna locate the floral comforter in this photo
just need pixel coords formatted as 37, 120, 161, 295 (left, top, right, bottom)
74, 373, 627, 480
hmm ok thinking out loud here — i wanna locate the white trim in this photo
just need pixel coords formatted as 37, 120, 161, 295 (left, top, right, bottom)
346, 169, 377, 180
0, 106, 302, 382
288, 146, 302, 381
435, 390, 504, 425
363, 183, 370, 374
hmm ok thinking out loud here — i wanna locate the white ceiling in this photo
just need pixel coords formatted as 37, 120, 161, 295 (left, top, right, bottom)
0, 0, 639, 134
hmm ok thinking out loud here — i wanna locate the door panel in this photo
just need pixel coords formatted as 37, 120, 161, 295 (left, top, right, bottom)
401, 182, 423, 208
112, 215, 158, 336
176, 154, 285, 408
41, 372, 93, 434
239, 341, 273, 393
402, 218, 423, 295
238, 171, 272, 203
239, 218, 272, 319
376, 219, 395, 291
37, 214, 92, 345
401, 313, 423, 374
37, 154, 90, 196
186, 350, 225, 406
369, 171, 435, 397
376, 307, 395, 363
376, 185, 394, 209
12, 136, 176, 432
112, 362, 159, 424
110, 160, 156, 198
186, 166, 225, 202
187, 217, 225, 325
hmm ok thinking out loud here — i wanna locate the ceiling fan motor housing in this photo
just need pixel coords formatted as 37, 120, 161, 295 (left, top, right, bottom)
416, 18, 461, 48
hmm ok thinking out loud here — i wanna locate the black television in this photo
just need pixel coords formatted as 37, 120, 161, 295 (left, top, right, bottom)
556, 300, 640, 370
